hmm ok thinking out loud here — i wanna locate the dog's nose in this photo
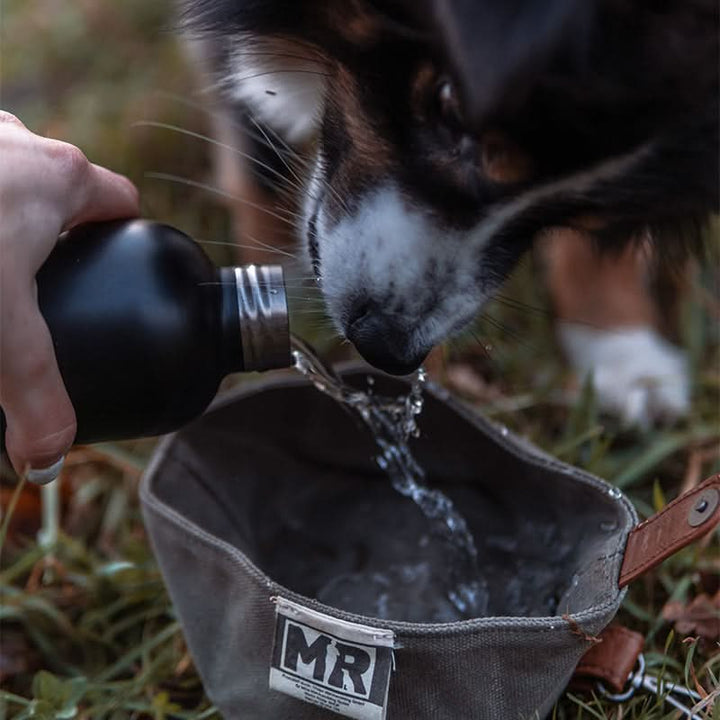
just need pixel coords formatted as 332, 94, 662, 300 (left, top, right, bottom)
346, 303, 428, 376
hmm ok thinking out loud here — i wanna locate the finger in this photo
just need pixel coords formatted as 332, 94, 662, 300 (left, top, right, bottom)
0, 110, 26, 128
1, 291, 76, 476
0, 134, 140, 275
64, 161, 140, 230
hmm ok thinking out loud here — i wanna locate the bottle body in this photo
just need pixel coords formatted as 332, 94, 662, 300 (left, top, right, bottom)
33, 220, 289, 444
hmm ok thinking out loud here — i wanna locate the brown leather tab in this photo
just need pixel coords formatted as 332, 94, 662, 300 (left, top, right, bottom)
571, 625, 645, 693
619, 474, 720, 588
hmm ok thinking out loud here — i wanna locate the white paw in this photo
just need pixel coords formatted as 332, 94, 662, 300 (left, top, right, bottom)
558, 323, 690, 428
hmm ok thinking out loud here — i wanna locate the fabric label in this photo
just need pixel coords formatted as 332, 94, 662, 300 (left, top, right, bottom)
269, 597, 395, 720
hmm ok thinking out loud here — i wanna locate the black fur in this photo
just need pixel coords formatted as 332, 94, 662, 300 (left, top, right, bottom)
181, 0, 718, 257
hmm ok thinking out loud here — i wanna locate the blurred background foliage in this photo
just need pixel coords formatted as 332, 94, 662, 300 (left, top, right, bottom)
2, 0, 233, 266
1, 1, 718, 718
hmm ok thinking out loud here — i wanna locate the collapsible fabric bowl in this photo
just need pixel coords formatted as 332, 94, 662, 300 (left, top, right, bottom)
140, 369, 638, 720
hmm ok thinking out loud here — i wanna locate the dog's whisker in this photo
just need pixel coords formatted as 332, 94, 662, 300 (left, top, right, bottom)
234, 69, 331, 82
284, 286, 320, 293
460, 330, 492, 360
240, 115, 344, 218
144, 171, 300, 227
316, 179, 354, 218
194, 238, 250, 249
232, 50, 328, 65
148, 91, 311, 172
476, 312, 539, 352
132, 120, 309, 196
246, 114, 306, 190
245, 110, 306, 159
300, 159, 354, 219
289, 309, 333, 315
233, 243, 296, 258
492, 293, 551, 317
243, 232, 298, 259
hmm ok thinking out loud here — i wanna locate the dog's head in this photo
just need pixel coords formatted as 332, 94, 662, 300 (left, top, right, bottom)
184, 0, 718, 374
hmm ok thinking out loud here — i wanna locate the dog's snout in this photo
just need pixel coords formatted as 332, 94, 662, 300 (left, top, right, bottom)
346, 299, 373, 330
346, 302, 428, 376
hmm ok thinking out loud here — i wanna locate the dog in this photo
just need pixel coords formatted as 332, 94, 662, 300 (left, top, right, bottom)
179, 0, 718, 421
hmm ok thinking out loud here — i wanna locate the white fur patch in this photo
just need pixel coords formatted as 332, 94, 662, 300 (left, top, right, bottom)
301, 151, 325, 271
306, 140, 653, 349
558, 322, 690, 427
316, 184, 487, 354
226, 34, 326, 144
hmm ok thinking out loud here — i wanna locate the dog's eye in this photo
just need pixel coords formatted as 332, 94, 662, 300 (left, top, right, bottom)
436, 78, 464, 128
480, 131, 533, 184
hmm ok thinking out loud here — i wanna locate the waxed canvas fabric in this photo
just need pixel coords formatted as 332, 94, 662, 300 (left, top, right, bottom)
140, 369, 637, 720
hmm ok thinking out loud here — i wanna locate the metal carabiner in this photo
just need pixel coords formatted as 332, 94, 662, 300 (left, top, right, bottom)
639, 670, 706, 720
596, 654, 706, 720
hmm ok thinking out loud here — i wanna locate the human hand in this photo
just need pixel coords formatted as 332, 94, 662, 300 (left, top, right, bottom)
0, 112, 140, 481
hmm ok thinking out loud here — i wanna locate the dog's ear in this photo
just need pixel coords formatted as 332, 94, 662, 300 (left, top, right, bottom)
424, 0, 594, 128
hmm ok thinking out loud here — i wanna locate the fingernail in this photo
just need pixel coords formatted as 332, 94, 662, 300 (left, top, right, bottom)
26, 457, 65, 485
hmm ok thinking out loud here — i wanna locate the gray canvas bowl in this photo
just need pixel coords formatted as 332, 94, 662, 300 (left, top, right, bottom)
140, 368, 637, 720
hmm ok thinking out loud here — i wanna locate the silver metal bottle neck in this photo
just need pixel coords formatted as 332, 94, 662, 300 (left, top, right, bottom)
234, 265, 290, 371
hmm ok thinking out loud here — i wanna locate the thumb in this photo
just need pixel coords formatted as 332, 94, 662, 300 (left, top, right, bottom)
1, 285, 76, 481
64, 161, 140, 231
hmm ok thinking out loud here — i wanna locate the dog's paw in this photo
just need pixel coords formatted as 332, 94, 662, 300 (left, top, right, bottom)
557, 323, 690, 428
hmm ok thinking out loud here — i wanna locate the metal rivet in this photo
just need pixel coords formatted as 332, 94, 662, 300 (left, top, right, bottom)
688, 487, 719, 528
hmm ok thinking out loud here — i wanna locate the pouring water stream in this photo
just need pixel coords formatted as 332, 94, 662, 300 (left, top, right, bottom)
290, 336, 488, 619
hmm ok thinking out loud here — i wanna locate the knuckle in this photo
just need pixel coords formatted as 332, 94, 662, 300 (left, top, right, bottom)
0, 110, 25, 127
44, 139, 90, 182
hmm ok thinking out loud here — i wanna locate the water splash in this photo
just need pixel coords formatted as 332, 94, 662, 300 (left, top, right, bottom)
291, 337, 488, 619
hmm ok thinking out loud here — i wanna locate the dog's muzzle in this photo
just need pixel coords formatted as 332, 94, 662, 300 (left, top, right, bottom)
346, 301, 429, 376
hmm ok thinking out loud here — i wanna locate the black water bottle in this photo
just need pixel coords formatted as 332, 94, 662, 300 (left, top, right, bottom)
31, 219, 290, 444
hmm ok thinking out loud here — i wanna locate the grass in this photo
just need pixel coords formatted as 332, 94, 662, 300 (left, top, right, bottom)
1, 1, 719, 718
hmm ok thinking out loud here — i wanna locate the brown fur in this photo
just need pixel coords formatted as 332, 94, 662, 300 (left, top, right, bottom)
321, 64, 397, 224
479, 131, 534, 185
328, 1, 384, 47
540, 230, 657, 329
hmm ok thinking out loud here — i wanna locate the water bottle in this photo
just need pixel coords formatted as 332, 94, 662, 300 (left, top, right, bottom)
25, 219, 290, 444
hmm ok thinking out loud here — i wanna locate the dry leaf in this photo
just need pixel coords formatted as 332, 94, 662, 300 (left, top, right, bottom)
662, 591, 720, 643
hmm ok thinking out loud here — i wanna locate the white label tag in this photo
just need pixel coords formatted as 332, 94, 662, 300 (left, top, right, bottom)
269, 597, 395, 720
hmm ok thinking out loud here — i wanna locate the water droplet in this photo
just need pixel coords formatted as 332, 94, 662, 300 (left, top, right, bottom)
607, 487, 623, 499
500, 426, 509, 437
